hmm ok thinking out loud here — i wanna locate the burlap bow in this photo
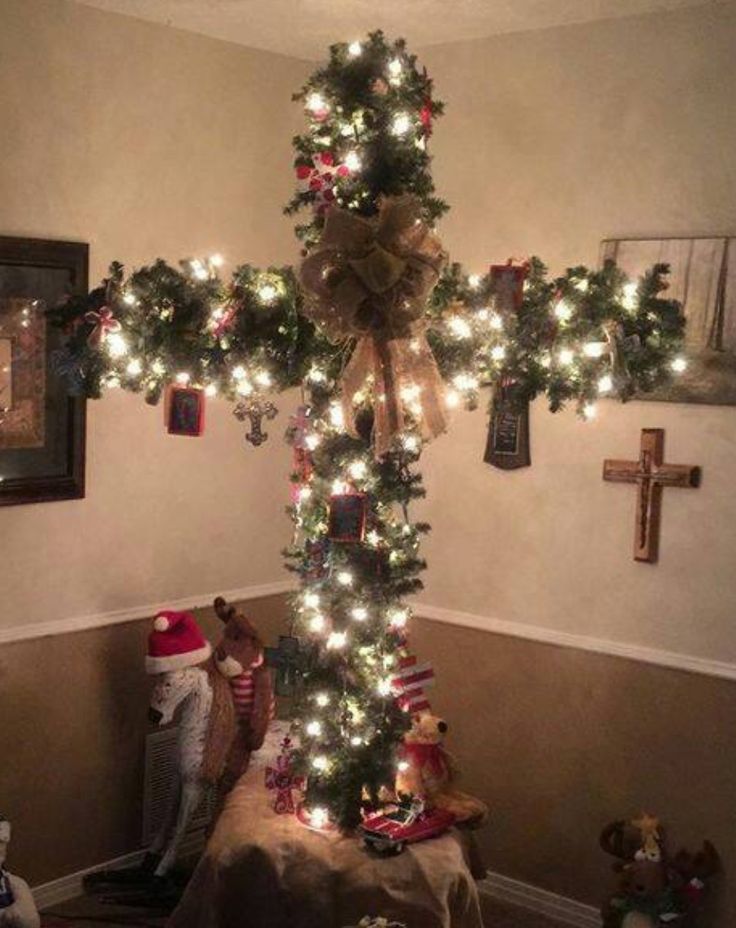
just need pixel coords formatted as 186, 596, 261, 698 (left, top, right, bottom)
299, 196, 449, 456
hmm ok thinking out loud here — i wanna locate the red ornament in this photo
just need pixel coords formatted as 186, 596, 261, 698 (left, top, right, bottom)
420, 102, 433, 136
265, 736, 305, 815
489, 260, 529, 314
296, 153, 351, 214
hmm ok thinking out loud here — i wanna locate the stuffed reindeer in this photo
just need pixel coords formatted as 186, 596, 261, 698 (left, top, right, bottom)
208, 596, 275, 804
600, 815, 719, 928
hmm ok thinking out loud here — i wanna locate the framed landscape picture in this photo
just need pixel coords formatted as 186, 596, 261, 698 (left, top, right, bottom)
0, 236, 88, 505
601, 236, 736, 405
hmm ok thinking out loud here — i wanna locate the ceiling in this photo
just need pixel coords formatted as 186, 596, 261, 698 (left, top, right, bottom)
74, 0, 714, 59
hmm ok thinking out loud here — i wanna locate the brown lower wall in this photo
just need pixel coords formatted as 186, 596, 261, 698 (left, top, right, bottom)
1, 597, 734, 926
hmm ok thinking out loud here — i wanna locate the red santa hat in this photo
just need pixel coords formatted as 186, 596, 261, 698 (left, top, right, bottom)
145, 610, 211, 675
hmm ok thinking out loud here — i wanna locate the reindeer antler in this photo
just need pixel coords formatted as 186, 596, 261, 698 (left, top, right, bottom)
600, 820, 630, 860
213, 596, 236, 623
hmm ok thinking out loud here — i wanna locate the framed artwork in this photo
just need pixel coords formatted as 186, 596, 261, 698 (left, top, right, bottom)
328, 492, 367, 542
601, 236, 736, 405
166, 385, 205, 436
0, 236, 87, 506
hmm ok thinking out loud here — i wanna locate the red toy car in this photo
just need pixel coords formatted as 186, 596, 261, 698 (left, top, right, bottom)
359, 798, 456, 855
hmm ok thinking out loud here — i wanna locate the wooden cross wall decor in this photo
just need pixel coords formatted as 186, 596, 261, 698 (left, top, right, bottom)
603, 428, 701, 563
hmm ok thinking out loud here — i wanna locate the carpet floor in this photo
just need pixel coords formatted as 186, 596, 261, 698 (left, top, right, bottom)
41, 892, 569, 928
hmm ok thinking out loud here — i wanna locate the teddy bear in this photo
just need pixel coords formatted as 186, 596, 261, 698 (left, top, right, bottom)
395, 713, 488, 826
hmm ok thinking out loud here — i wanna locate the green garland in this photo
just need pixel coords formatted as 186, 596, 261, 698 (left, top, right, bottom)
49, 30, 685, 830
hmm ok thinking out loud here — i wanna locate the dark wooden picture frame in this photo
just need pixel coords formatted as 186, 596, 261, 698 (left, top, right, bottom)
166, 385, 206, 437
328, 492, 368, 542
0, 236, 88, 506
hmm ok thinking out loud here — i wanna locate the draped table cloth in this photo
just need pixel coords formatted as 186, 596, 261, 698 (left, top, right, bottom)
168, 728, 485, 928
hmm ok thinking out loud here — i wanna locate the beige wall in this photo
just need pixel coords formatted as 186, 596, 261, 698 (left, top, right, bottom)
0, 0, 307, 630
417, 3, 736, 664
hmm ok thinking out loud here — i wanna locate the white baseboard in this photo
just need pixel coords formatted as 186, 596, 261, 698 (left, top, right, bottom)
0, 579, 294, 646
32, 834, 206, 911
478, 870, 601, 927
32, 850, 145, 910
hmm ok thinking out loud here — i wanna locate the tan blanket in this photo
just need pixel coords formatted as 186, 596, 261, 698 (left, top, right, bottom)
168, 740, 484, 928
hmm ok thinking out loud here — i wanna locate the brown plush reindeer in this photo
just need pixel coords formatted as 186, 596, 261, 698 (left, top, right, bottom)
202, 596, 275, 804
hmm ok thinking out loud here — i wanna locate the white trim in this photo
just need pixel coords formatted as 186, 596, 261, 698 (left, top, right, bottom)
3, 581, 735, 683
414, 601, 736, 682
479, 870, 601, 928
32, 835, 206, 910
0, 580, 295, 647
31, 850, 144, 910
145, 642, 212, 675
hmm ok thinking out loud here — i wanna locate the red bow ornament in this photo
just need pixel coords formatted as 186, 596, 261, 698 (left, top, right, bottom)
265, 736, 305, 814
85, 306, 122, 349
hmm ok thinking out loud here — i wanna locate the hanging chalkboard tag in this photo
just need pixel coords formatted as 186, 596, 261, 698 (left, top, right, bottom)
484, 382, 531, 470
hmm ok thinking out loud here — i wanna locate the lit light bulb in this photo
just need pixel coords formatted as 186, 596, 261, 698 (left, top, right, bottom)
329, 403, 344, 428
402, 434, 419, 453
312, 756, 329, 772
305, 720, 322, 737
597, 374, 613, 394
348, 459, 367, 480
388, 608, 409, 629
152, 359, 166, 376
332, 479, 348, 495
326, 630, 347, 650
491, 345, 506, 362
122, 292, 138, 306
304, 591, 321, 609
254, 369, 272, 387
190, 260, 208, 281
445, 389, 460, 408
622, 282, 638, 310
309, 614, 326, 633
236, 380, 253, 396
310, 806, 329, 828
448, 316, 472, 339
453, 373, 479, 391
397, 760, 410, 773
344, 150, 361, 172
555, 300, 573, 322
210, 253, 224, 268
336, 571, 353, 587
106, 333, 128, 358
376, 677, 393, 697
351, 606, 368, 622
307, 366, 326, 383
489, 312, 503, 331
347, 40, 362, 57
257, 283, 278, 304
175, 372, 190, 385
388, 58, 402, 78
298, 485, 312, 503
350, 736, 363, 746
315, 692, 329, 707
204, 383, 217, 397
366, 530, 381, 547
391, 113, 411, 137
232, 365, 247, 380
558, 349, 575, 366
305, 433, 321, 451
671, 356, 688, 373
583, 342, 606, 358
575, 278, 590, 292
126, 358, 142, 376
306, 92, 328, 116
468, 274, 481, 289
583, 403, 597, 419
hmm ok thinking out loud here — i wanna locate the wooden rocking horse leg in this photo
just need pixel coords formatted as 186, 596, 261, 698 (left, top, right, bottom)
155, 779, 203, 877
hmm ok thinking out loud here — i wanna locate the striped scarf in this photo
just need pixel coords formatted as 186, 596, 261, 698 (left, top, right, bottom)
230, 671, 255, 720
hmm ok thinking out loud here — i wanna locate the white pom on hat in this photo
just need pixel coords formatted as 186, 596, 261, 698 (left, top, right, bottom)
153, 614, 170, 632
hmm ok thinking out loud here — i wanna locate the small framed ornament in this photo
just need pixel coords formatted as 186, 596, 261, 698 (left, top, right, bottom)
490, 261, 527, 314
165, 385, 205, 437
484, 381, 531, 470
328, 492, 368, 543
